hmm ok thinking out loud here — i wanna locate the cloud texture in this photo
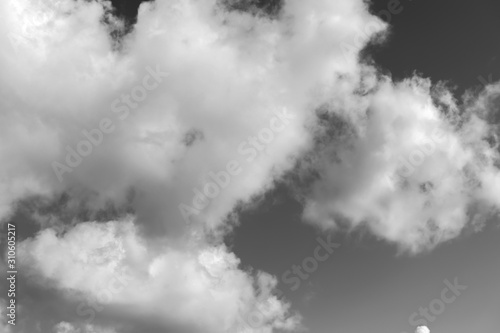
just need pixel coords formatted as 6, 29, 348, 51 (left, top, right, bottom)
415, 326, 430, 333
0, 0, 498, 332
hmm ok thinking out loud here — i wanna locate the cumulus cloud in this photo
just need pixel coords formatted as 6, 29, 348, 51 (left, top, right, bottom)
300, 75, 500, 253
18, 219, 299, 332
415, 326, 430, 333
0, 0, 385, 232
0, 0, 499, 332
1, 1, 328, 331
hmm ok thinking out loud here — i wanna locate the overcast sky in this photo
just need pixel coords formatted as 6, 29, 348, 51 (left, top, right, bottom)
0, 1, 499, 333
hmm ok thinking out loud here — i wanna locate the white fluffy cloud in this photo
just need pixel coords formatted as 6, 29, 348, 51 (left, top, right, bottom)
301, 76, 500, 253
0, 0, 499, 332
0, 2, 384, 330
18, 219, 299, 333
415, 326, 430, 333
0, 0, 382, 230
3, 0, 368, 331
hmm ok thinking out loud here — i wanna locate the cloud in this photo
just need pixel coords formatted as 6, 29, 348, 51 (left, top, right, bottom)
299, 74, 500, 253
0, 0, 499, 332
415, 326, 430, 333
5, 0, 364, 331
53, 322, 117, 333
0, 0, 386, 233
18, 218, 299, 333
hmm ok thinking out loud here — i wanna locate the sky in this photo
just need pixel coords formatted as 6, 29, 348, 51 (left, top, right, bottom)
0, 1, 499, 333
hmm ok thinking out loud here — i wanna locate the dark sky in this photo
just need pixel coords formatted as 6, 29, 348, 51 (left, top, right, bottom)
109, 0, 150, 22
366, 0, 500, 91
